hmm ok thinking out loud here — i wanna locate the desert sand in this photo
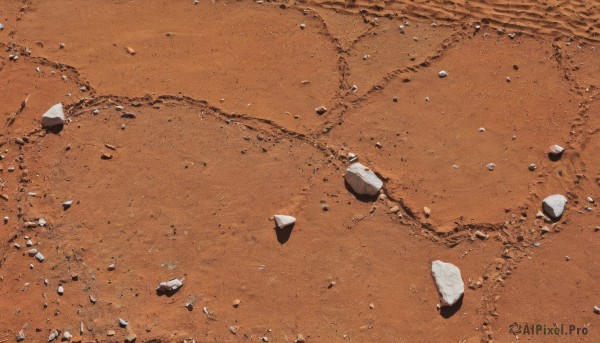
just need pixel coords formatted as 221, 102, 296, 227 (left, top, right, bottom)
0, 0, 599, 342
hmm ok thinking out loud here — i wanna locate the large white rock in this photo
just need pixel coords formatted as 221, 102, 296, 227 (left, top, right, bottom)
274, 215, 296, 229
157, 278, 183, 292
344, 163, 383, 196
431, 260, 464, 307
542, 194, 567, 220
41, 103, 65, 128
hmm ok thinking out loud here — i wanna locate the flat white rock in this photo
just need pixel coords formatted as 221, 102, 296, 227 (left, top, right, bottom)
344, 163, 383, 196
157, 278, 183, 291
431, 260, 464, 307
542, 194, 567, 219
274, 215, 296, 229
41, 103, 65, 128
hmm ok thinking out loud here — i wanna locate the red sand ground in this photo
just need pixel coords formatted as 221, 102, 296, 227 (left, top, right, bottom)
0, 1, 599, 342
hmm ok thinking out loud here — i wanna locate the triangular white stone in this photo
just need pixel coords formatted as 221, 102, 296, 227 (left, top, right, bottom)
41, 103, 65, 128
274, 215, 296, 229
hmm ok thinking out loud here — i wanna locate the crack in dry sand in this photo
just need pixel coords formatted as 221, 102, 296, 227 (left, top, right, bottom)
1, 1, 599, 342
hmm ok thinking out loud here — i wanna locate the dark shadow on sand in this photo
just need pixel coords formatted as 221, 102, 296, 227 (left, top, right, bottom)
440, 295, 463, 319
275, 222, 295, 244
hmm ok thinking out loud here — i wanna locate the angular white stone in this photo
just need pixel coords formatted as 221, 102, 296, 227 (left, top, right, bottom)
344, 163, 383, 196
542, 194, 567, 220
35, 252, 45, 262
274, 215, 296, 229
548, 144, 564, 156
156, 278, 183, 291
41, 103, 65, 128
431, 260, 464, 307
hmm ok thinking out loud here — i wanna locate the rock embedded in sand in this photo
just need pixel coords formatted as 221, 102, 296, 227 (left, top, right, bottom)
438, 70, 448, 78
125, 47, 136, 55
57, 285, 64, 295
348, 152, 358, 163
118, 318, 128, 327
345, 163, 383, 197
156, 278, 183, 292
41, 103, 65, 128
486, 163, 496, 171
431, 260, 464, 307
542, 194, 567, 220
475, 231, 489, 240
35, 252, 45, 262
315, 106, 327, 115
16, 330, 25, 341
48, 330, 59, 342
124, 333, 137, 343
548, 144, 564, 157
423, 207, 431, 217
528, 163, 537, 171
274, 215, 296, 229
